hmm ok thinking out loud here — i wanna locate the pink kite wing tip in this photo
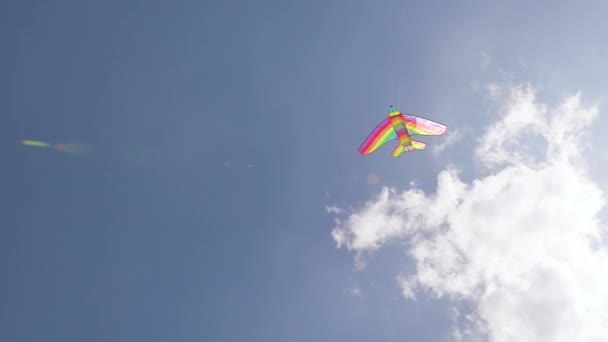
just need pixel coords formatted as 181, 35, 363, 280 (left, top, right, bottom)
358, 146, 371, 155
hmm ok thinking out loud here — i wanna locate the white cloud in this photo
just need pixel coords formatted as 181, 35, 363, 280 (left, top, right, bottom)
325, 205, 342, 214
480, 51, 491, 70
512, 58, 529, 69
347, 285, 362, 297
432, 129, 464, 157
330, 84, 608, 341
471, 81, 480, 92
485, 83, 502, 100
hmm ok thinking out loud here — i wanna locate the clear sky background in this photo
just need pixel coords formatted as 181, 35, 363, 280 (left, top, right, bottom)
3, 1, 608, 341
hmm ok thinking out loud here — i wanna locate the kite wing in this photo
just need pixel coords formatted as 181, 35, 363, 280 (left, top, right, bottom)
402, 115, 447, 136
358, 117, 397, 154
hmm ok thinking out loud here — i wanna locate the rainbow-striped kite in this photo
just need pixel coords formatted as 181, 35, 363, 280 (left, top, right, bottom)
358, 106, 447, 157
21, 139, 90, 156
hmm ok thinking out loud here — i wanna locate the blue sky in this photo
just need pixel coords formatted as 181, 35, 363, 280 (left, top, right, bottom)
3, 1, 608, 341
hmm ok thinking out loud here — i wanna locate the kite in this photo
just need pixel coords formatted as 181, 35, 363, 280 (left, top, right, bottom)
358, 106, 447, 157
21, 139, 90, 156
